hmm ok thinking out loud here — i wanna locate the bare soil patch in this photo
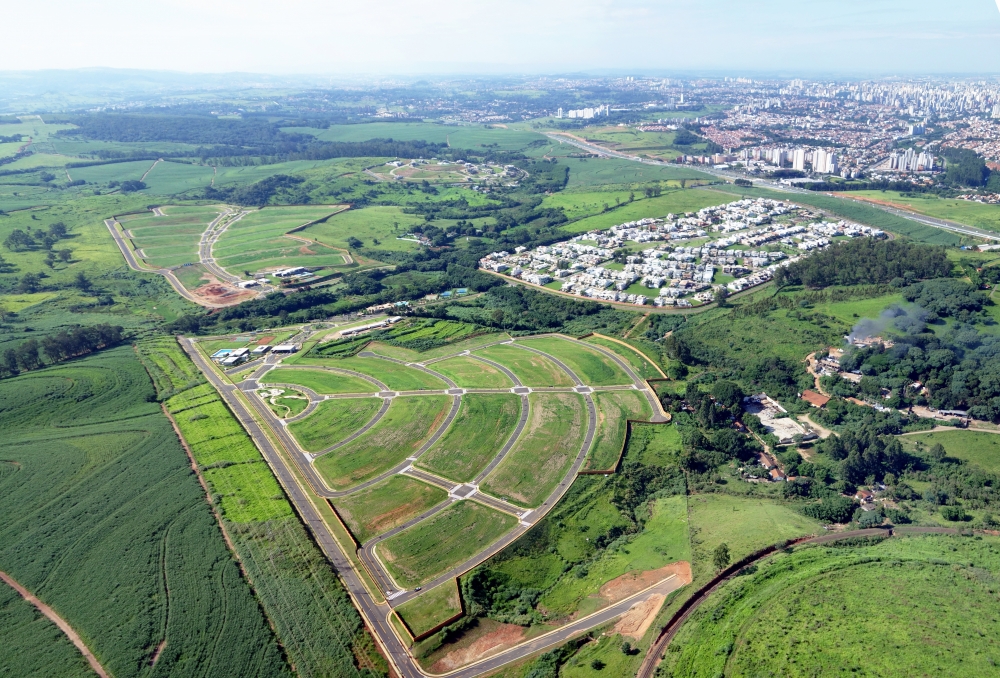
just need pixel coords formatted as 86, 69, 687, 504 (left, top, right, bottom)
600, 561, 692, 604
613, 593, 666, 639
430, 621, 526, 672
298, 245, 316, 255
257, 335, 275, 345
190, 273, 256, 305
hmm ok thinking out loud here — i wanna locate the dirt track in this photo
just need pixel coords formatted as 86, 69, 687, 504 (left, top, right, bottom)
0, 571, 111, 678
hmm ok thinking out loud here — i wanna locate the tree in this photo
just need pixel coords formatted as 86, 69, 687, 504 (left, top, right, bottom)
47, 222, 67, 239
590, 660, 605, 670
346, 236, 364, 249
44, 251, 56, 268
1, 348, 18, 377
18, 273, 40, 293
620, 641, 635, 655
713, 543, 731, 571
15, 339, 42, 371
711, 380, 745, 410
74, 271, 92, 293
3, 228, 35, 251
930, 443, 946, 462
714, 286, 730, 307
57, 249, 72, 263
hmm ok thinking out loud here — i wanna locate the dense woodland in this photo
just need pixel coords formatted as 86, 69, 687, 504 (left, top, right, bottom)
775, 238, 952, 288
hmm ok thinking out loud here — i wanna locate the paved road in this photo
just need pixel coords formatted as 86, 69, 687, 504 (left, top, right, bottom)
184, 334, 677, 677
545, 132, 1000, 242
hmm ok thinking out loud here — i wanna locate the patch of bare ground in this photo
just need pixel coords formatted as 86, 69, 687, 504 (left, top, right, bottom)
190, 273, 256, 305
429, 620, 526, 672
613, 593, 666, 639
599, 561, 692, 604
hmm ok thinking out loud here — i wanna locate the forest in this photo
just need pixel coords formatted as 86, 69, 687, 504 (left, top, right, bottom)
775, 238, 952, 288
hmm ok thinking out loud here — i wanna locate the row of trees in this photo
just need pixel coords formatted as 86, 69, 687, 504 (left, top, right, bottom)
3, 222, 69, 252
0, 324, 125, 378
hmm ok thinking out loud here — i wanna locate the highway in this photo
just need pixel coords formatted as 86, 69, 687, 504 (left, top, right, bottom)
182, 330, 678, 677
544, 132, 1000, 242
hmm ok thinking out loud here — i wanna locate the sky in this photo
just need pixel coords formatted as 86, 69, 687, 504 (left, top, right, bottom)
3, 0, 1000, 75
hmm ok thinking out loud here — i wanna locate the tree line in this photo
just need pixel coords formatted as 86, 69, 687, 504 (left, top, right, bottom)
775, 238, 952, 289
1, 324, 125, 378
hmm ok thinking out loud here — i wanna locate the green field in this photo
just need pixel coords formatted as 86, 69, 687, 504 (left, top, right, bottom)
517, 337, 632, 386
314, 395, 452, 488
558, 188, 730, 234
395, 579, 463, 639
427, 355, 514, 388
288, 397, 382, 453
365, 330, 507, 363
264, 367, 378, 394
848, 190, 1000, 233
901, 430, 1000, 473
562, 156, 711, 189
0, 583, 96, 678
68, 159, 156, 185
586, 391, 653, 471
417, 394, 522, 482
141, 160, 217, 195
0, 348, 290, 677
473, 344, 574, 387
378, 501, 518, 588
334, 475, 447, 544
686, 493, 821, 581
124, 205, 223, 269
291, 122, 546, 151
213, 205, 354, 273
309, 356, 448, 391
583, 336, 663, 379
665, 534, 1000, 678
482, 392, 587, 507
301, 206, 427, 253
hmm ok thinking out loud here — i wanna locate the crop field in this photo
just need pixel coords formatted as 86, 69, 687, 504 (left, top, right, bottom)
334, 475, 448, 544
310, 356, 448, 391
314, 395, 452, 488
301, 206, 428, 253
70, 159, 156, 184
482, 392, 586, 507
264, 367, 378, 394
378, 501, 518, 589
585, 391, 653, 471
141, 160, 216, 195
288, 397, 382, 453
427, 355, 514, 388
473, 344, 574, 387
687, 494, 821, 581
900, 430, 1000, 473
559, 188, 732, 234
138, 339, 387, 678
665, 534, 1000, 678
847, 190, 1000, 233
541, 188, 654, 221
517, 337, 632, 386
213, 205, 354, 273
563, 157, 712, 189
395, 579, 463, 639
292, 122, 547, 150
0, 348, 291, 677
583, 335, 663, 379
124, 205, 223, 268
417, 394, 522, 482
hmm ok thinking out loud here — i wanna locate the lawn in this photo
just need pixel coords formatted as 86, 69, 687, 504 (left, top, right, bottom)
288, 397, 383, 453
665, 534, 1000, 678
314, 395, 452, 489
473, 344, 574, 387
395, 579, 463, 639
558, 188, 730, 234
848, 190, 1000, 233
378, 501, 518, 589
583, 336, 664, 379
686, 493, 821, 582
417, 394, 522, 482
585, 391, 653, 471
301, 205, 427, 253
482, 392, 587, 507
308, 356, 448, 391
427, 355, 514, 389
901, 430, 1000, 473
334, 475, 447, 544
263, 367, 377, 394
517, 337, 632, 386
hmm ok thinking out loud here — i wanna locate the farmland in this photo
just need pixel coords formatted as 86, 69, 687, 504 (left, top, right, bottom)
427, 355, 514, 388
313, 395, 452, 488
417, 394, 522, 482
517, 337, 632, 385
334, 475, 448, 544
301, 205, 428, 253
482, 392, 587, 507
263, 367, 378, 394
378, 502, 518, 589
473, 344, 574, 387
664, 534, 1000, 678
585, 390, 653, 471
288, 397, 383, 453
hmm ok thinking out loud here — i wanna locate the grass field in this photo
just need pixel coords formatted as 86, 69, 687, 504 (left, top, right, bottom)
562, 156, 712, 189
583, 336, 664, 379
427, 355, 514, 388
0, 348, 290, 677
365, 330, 508, 362
395, 579, 463, 639
301, 205, 427, 253
379, 502, 518, 588
264, 367, 377, 394
482, 392, 587, 507
334, 475, 448, 544
473, 344, 573, 387
900, 430, 1000, 473
664, 534, 1000, 678
141, 160, 216, 195
586, 391, 654, 471
417, 394, 522, 482
847, 190, 1000, 233
314, 395, 452, 488
68, 159, 155, 185
686, 493, 821, 582
288, 397, 383, 453
558, 188, 730, 234
213, 205, 354, 273
517, 337, 632, 386
307, 356, 448, 391
291, 122, 546, 151
124, 205, 223, 269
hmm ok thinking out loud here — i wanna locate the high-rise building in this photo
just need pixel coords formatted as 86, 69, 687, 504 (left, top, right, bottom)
813, 149, 827, 173
793, 148, 806, 171
556, 108, 563, 118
